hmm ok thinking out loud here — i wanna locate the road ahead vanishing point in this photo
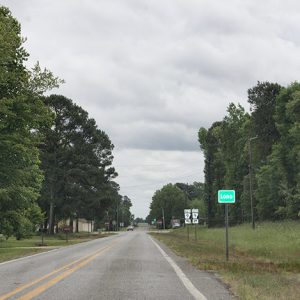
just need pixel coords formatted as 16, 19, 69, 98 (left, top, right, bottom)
0, 227, 233, 300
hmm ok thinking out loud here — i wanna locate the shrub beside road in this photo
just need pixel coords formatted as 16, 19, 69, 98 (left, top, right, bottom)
150, 221, 300, 300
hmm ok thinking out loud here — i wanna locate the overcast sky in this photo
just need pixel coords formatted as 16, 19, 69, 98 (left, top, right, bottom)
3, 0, 300, 218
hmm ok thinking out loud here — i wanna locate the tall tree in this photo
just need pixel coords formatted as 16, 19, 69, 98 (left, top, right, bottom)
176, 182, 206, 219
198, 122, 226, 227
119, 195, 133, 227
247, 81, 282, 164
199, 104, 250, 226
256, 83, 300, 219
221, 104, 250, 223
0, 6, 62, 239
39, 95, 117, 233
149, 184, 186, 228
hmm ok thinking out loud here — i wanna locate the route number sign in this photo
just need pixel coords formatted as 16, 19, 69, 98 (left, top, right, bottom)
184, 209, 191, 224
184, 208, 199, 224
192, 208, 199, 224
218, 190, 235, 204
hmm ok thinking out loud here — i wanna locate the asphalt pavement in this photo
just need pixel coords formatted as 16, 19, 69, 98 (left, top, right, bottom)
0, 227, 234, 300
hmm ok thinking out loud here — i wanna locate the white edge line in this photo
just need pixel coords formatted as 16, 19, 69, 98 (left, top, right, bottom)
149, 236, 207, 300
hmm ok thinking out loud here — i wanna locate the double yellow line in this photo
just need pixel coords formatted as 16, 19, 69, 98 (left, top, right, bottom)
0, 241, 116, 300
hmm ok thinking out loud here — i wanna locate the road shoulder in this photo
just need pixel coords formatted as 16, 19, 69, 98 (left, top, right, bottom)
149, 233, 236, 300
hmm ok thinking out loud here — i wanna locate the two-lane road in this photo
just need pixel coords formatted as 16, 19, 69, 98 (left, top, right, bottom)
0, 227, 234, 299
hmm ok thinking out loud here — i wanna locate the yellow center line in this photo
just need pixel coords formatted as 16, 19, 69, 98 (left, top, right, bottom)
0, 239, 120, 300
17, 245, 112, 300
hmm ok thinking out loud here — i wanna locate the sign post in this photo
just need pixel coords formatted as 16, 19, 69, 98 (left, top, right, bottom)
218, 190, 235, 261
184, 209, 191, 241
225, 204, 229, 261
184, 208, 199, 241
62, 226, 71, 243
187, 225, 189, 241
192, 208, 199, 240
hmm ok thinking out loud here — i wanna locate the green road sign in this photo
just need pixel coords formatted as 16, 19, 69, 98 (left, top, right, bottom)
218, 190, 235, 203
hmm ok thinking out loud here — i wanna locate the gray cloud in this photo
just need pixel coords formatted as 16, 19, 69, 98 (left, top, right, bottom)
3, 0, 300, 217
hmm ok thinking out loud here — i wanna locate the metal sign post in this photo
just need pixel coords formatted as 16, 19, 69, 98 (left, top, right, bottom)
218, 190, 235, 261
184, 208, 199, 241
225, 204, 229, 261
192, 208, 199, 240
184, 209, 191, 241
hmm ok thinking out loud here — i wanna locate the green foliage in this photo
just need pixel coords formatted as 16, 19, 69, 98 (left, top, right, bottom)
199, 81, 300, 224
39, 95, 118, 231
255, 149, 284, 220
189, 198, 206, 219
149, 183, 186, 227
256, 82, 300, 220
175, 182, 206, 219
0, 6, 61, 238
26, 62, 65, 96
248, 81, 282, 164
198, 122, 225, 226
119, 196, 133, 227
198, 104, 249, 226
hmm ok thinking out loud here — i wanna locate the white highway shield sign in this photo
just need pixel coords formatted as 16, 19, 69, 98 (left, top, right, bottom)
184, 209, 191, 224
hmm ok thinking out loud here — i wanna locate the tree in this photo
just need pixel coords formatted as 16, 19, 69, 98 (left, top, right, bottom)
221, 104, 250, 223
119, 196, 133, 227
247, 82, 282, 164
199, 104, 250, 226
176, 182, 206, 219
198, 122, 226, 227
134, 217, 145, 223
39, 95, 117, 233
149, 184, 186, 228
256, 82, 300, 219
0, 6, 62, 238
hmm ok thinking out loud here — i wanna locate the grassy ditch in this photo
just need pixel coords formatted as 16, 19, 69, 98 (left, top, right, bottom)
0, 232, 113, 263
150, 221, 300, 300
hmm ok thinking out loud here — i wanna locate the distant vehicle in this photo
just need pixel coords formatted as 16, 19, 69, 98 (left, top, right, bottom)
127, 225, 134, 231
171, 218, 181, 229
172, 222, 180, 229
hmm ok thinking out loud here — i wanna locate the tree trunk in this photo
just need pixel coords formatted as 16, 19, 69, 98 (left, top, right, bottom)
70, 218, 74, 233
76, 218, 79, 233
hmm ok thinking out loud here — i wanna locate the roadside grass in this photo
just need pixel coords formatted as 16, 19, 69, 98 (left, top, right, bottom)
150, 221, 300, 300
0, 232, 114, 263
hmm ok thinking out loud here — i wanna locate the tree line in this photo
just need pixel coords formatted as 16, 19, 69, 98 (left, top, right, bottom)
148, 182, 205, 227
149, 82, 300, 228
199, 81, 300, 227
0, 6, 132, 239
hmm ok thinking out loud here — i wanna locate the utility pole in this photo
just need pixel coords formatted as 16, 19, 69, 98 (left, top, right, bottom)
249, 136, 258, 230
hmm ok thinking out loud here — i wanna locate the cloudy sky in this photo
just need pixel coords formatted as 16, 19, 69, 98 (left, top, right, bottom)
3, 0, 300, 218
